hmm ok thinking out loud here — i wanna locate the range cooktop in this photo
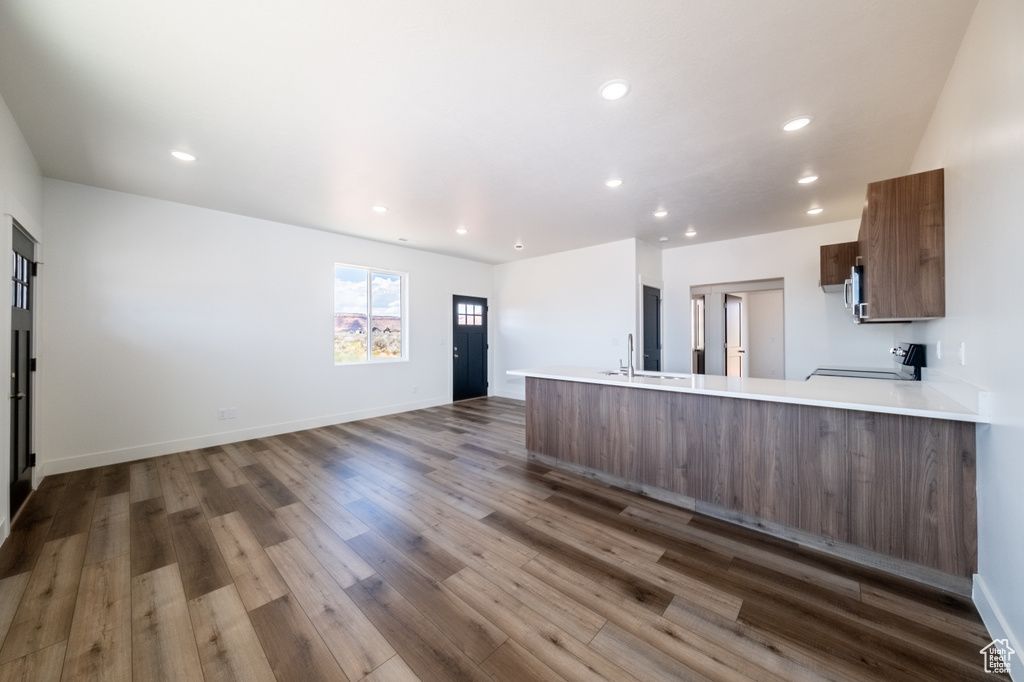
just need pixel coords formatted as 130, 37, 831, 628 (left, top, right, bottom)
808, 367, 916, 381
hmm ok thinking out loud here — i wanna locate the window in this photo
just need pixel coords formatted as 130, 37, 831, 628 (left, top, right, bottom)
11, 251, 30, 310
457, 302, 483, 326
334, 264, 406, 363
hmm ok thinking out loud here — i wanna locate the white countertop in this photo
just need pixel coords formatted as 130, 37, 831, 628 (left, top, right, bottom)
508, 366, 989, 423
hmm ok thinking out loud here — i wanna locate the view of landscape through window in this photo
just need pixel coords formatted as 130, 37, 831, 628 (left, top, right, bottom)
334, 265, 403, 363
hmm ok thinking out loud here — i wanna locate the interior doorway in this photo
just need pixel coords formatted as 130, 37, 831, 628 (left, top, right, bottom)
690, 278, 785, 379
10, 222, 34, 517
725, 294, 743, 377
642, 285, 661, 371
691, 295, 705, 373
452, 295, 488, 401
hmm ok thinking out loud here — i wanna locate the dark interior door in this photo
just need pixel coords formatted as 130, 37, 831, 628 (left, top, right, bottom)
453, 295, 487, 401
642, 286, 661, 371
10, 223, 34, 517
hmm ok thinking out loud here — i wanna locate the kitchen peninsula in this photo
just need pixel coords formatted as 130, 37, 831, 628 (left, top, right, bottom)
509, 366, 987, 591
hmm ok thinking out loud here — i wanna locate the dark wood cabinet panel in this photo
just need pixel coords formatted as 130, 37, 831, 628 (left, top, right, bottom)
819, 240, 859, 292
526, 378, 976, 578
858, 168, 945, 320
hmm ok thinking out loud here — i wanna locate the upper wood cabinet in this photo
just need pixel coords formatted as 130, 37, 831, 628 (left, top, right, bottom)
858, 168, 945, 321
819, 241, 859, 292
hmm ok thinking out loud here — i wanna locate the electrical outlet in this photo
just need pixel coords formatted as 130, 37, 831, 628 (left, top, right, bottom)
958, 342, 967, 366
936, 340, 943, 360
217, 408, 238, 420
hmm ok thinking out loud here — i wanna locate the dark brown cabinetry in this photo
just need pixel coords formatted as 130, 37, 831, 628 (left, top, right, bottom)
819, 168, 945, 321
819, 240, 859, 292
526, 377, 976, 578
858, 168, 945, 321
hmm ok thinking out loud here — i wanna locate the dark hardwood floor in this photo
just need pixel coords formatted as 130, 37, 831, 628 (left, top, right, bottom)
0, 397, 1002, 680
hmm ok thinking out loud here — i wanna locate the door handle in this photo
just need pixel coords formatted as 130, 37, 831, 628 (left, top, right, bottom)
10, 392, 25, 400
454, 354, 459, 358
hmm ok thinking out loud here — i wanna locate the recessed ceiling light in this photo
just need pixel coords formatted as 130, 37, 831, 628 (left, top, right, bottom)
653, 209, 668, 218
807, 207, 824, 215
659, 237, 669, 242
398, 237, 409, 242
514, 242, 524, 250
782, 116, 812, 132
170, 150, 195, 161
456, 227, 467, 235
685, 228, 697, 237
605, 178, 623, 188
600, 79, 630, 101
797, 175, 819, 184
372, 205, 388, 213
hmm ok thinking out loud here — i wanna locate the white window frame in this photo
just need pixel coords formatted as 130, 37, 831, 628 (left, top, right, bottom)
334, 263, 408, 365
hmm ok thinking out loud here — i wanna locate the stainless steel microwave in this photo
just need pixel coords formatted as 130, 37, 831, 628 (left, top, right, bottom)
844, 264, 865, 322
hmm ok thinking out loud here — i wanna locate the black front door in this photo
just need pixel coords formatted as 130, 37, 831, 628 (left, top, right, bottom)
10, 223, 34, 517
453, 295, 487, 401
642, 285, 661, 371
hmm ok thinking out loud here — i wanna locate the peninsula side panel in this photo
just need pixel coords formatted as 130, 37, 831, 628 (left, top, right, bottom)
525, 377, 977, 578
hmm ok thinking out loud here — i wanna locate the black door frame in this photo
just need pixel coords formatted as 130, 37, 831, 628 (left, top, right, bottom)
10, 220, 35, 518
642, 285, 661, 371
452, 295, 488, 402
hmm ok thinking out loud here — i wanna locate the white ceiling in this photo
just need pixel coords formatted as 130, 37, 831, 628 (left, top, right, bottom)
0, 0, 977, 264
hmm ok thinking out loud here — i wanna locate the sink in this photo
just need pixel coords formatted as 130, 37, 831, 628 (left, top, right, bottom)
600, 369, 689, 380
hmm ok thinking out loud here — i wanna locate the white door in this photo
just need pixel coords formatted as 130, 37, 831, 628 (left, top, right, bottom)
725, 294, 744, 377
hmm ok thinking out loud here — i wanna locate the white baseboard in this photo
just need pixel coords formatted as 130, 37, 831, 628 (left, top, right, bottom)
41, 396, 451, 476
975, 573, 1022, 681
493, 387, 526, 401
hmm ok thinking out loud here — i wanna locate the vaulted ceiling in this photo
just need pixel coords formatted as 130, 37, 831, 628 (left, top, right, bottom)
0, 0, 977, 263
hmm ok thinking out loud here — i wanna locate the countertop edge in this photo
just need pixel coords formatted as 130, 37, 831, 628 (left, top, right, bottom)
508, 367, 988, 423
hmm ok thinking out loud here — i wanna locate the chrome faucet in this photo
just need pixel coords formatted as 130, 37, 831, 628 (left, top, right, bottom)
627, 333, 635, 378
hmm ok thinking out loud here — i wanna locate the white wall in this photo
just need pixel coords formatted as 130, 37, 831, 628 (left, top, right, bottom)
904, 0, 1023, 664
662, 220, 898, 380
636, 239, 664, 370
492, 239, 638, 399
636, 240, 663, 286
0, 94, 42, 229
38, 180, 492, 474
745, 289, 785, 379
0, 92, 43, 542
